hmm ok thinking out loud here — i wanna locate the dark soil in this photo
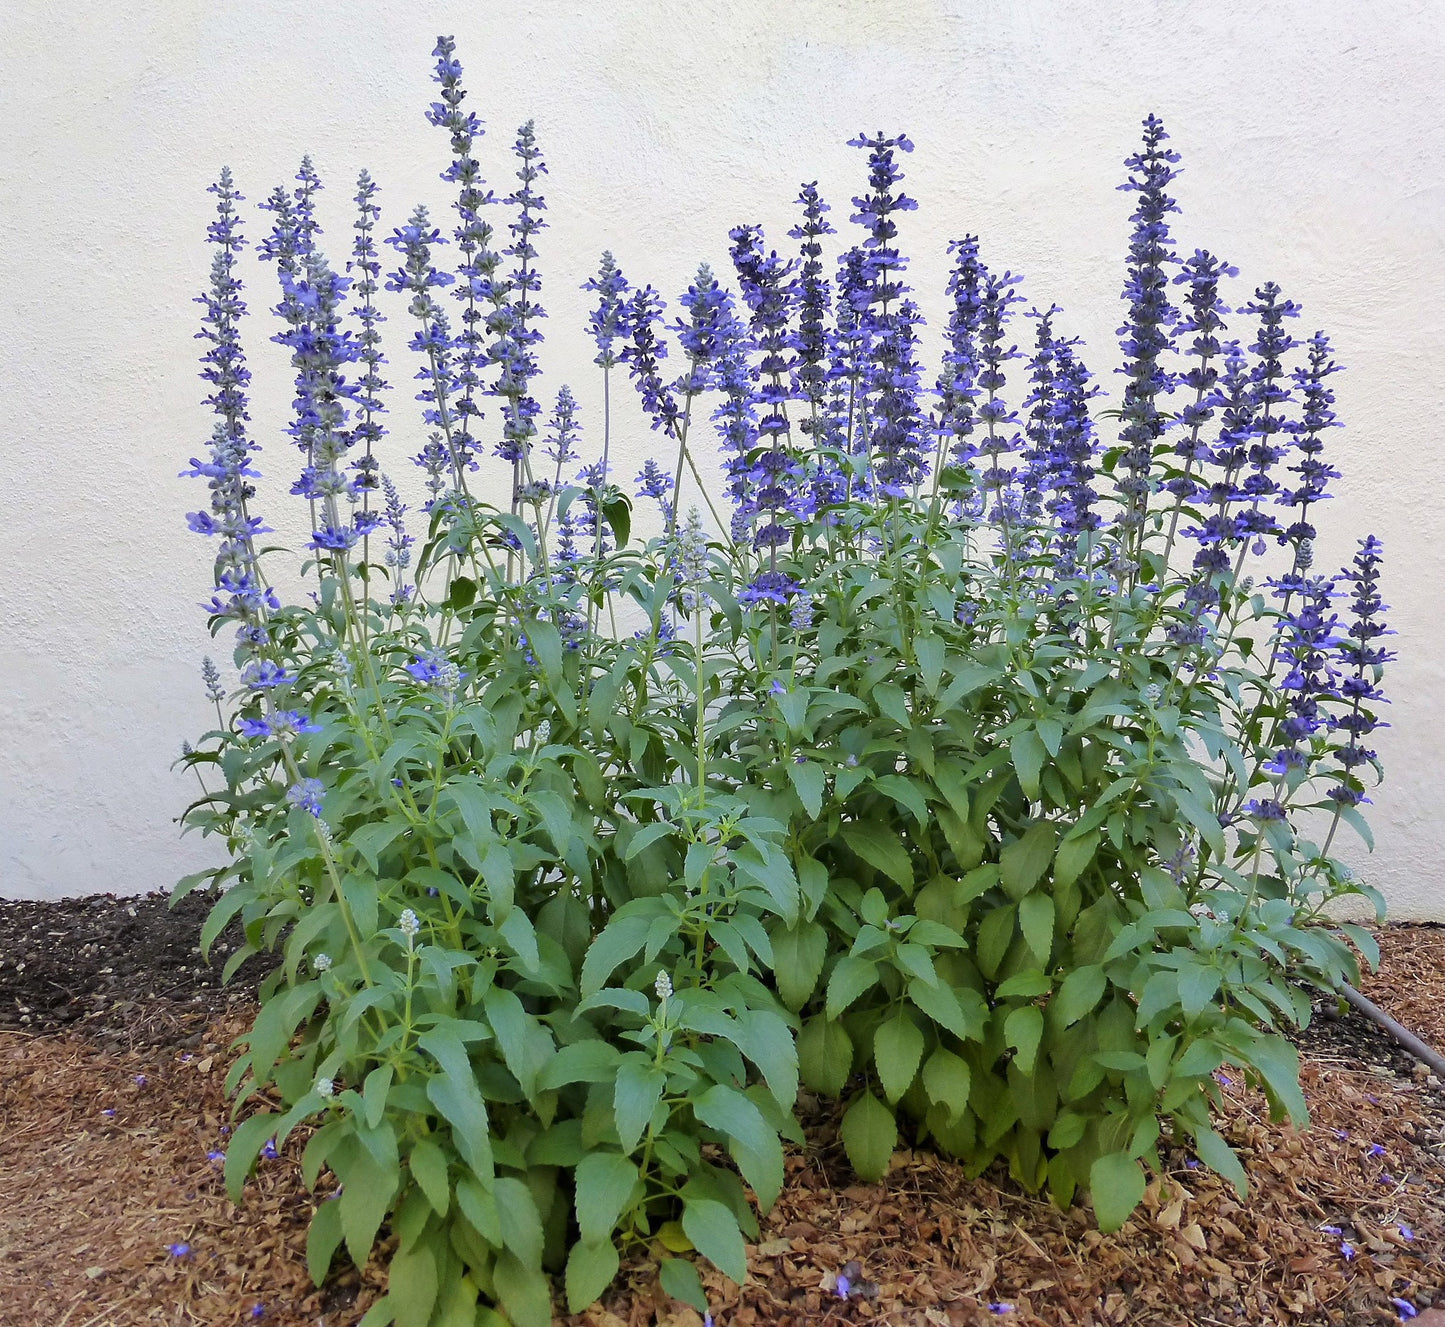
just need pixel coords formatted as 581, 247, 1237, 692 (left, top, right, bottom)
0, 888, 275, 1050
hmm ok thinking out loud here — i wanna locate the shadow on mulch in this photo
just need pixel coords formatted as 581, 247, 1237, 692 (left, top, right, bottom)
1, 892, 1443, 1326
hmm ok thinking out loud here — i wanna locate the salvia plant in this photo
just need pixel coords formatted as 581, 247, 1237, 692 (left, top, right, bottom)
177, 37, 1395, 1327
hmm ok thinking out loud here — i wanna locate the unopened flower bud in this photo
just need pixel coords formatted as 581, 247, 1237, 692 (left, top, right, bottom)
315, 1077, 335, 1099
655, 970, 673, 1002
399, 909, 420, 939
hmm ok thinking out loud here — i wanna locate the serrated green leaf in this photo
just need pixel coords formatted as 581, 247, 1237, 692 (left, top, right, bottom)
566, 1237, 620, 1313
693, 1084, 784, 1208
1241, 1033, 1309, 1124
419, 1029, 493, 1184
1004, 1005, 1044, 1075
1052, 964, 1107, 1028
1019, 894, 1055, 965
1089, 1151, 1145, 1232
733, 1008, 799, 1112
389, 1239, 439, 1327
840, 823, 914, 890
659, 1256, 708, 1313
1190, 1124, 1248, 1199
787, 762, 826, 819
306, 1196, 344, 1285
493, 1248, 553, 1327
408, 1139, 450, 1217
339, 1146, 398, 1268
826, 954, 879, 1019
771, 920, 827, 1012
538, 1039, 622, 1090
1010, 728, 1046, 800
1055, 829, 1099, 888
908, 977, 984, 1041
574, 1152, 640, 1246
976, 903, 1016, 979
614, 1058, 666, 1152
840, 1090, 897, 1181
873, 1011, 925, 1103
1000, 822, 1056, 900
921, 1047, 971, 1122
223, 1112, 279, 1203
798, 1015, 853, 1096
579, 913, 650, 996
681, 1195, 747, 1284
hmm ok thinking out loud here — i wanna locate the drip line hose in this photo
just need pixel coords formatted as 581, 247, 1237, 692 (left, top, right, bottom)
1335, 982, 1445, 1081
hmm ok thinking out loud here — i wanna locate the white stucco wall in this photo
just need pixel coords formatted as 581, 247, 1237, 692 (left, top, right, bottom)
1, 1, 1440, 914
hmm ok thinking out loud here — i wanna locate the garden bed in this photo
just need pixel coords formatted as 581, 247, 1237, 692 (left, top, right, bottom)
1, 892, 1442, 1326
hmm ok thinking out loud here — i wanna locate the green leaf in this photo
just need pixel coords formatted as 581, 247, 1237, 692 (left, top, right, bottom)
1177, 962, 1222, 1022
770, 920, 828, 1012
787, 762, 826, 819
693, 1084, 784, 1209
408, 1139, 450, 1217
448, 574, 478, 609
456, 1175, 502, 1245
1054, 830, 1099, 888
826, 954, 879, 1019
1052, 965, 1107, 1029
1241, 1033, 1309, 1124
538, 1039, 622, 1090
623, 820, 674, 862
566, 1238, 620, 1313
873, 1011, 925, 1103
580, 913, 650, 996
681, 1195, 748, 1284
1019, 894, 1055, 965
921, 1048, 971, 1122
1004, 1006, 1044, 1075
389, 1239, 439, 1327
873, 682, 912, 729
223, 1111, 279, 1203
976, 903, 1016, 979
995, 969, 1051, 1000
840, 1090, 897, 1181
602, 494, 631, 548
1010, 729, 1047, 801
1089, 1151, 1145, 1233
493, 1249, 553, 1327
574, 1152, 640, 1247
420, 1029, 493, 1184
659, 1257, 708, 1313
1190, 1124, 1248, 1199
915, 633, 945, 694
483, 985, 553, 1102
614, 1058, 666, 1152
495, 1175, 545, 1267
1000, 822, 1056, 900
306, 1196, 344, 1285
840, 823, 914, 890
908, 977, 984, 1041
733, 1009, 799, 1113
340, 1146, 398, 1267
798, 1016, 853, 1096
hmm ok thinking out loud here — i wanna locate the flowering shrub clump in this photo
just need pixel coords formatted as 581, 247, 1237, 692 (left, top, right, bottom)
178, 38, 1393, 1327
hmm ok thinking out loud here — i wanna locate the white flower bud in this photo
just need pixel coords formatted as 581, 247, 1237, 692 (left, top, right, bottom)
654, 970, 673, 1002
313, 953, 333, 973
316, 1077, 335, 1098
399, 908, 420, 938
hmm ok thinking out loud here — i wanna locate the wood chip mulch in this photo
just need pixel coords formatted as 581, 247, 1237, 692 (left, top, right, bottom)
1, 905, 1443, 1327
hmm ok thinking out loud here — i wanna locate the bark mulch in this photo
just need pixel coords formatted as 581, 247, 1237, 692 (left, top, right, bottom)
1, 892, 1442, 1327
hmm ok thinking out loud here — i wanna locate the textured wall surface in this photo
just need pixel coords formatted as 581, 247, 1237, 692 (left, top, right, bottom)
1, 1, 1440, 912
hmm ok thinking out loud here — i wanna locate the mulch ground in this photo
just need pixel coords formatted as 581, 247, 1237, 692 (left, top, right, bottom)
2, 893, 1443, 1327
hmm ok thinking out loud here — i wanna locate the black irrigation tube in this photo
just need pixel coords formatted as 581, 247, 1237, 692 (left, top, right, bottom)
1336, 981, 1445, 1081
